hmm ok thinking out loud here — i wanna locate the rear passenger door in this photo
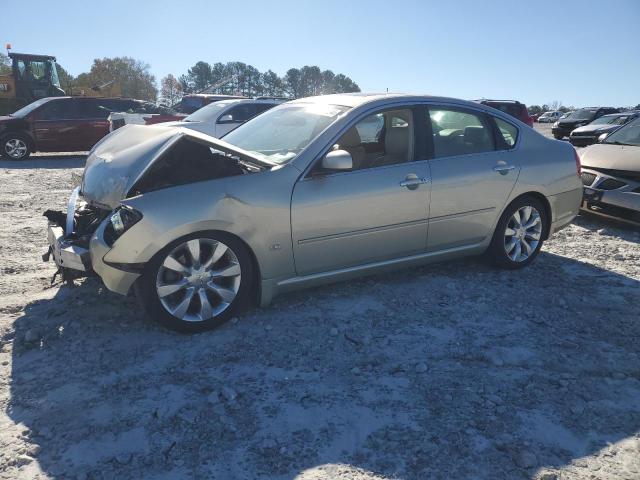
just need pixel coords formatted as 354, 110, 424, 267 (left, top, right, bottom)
76, 99, 116, 150
425, 105, 520, 252
33, 99, 82, 152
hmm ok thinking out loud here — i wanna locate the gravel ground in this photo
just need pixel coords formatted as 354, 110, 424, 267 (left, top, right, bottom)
1, 129, 639, 479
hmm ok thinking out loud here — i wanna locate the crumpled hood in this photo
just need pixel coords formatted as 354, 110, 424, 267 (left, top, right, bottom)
81, 124, 269, 209
580, 143, 640, 172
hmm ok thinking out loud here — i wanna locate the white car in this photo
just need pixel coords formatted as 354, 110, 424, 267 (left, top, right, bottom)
538, 111, 563, 123
161, 98, 285, 138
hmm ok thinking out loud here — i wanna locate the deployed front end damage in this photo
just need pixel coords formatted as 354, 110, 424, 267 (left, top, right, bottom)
43, 124, 267, 288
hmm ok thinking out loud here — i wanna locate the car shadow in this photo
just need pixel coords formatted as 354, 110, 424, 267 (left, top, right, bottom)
6, 251, 640, 479
576, 210, 640, 236
0, 154, 86, 170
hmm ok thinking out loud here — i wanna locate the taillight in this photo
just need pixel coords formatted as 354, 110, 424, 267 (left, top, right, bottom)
573, 148, 581, 175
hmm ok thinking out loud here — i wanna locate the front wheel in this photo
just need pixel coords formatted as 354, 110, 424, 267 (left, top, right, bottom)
137, 232, 254, 333
487, 196, 548, 269
1, 134, 31, 160
553, 134, 563, 140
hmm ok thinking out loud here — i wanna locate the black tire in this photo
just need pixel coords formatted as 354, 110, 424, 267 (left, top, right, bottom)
487, 195, 548, 269
137, 231, 254, 333
0, 133, 32, 160
553, 134, 563, 140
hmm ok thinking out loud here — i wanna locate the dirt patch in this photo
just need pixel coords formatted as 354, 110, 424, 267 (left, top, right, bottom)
1, 155, 639, 479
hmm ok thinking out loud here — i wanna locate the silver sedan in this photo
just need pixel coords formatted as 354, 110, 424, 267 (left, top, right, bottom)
46, 94, 583, 332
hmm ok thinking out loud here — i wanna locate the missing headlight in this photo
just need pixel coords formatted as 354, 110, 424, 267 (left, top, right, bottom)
104, 206, 143, 246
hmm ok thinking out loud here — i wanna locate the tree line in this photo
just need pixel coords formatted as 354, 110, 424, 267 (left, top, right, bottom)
165, 61, 360, 105
10, 55, 360, 106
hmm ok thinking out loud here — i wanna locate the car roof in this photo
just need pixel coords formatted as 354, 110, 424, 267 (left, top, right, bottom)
288, 93, 500, 111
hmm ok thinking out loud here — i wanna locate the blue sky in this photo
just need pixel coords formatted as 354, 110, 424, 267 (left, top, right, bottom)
3, 0, 639, 107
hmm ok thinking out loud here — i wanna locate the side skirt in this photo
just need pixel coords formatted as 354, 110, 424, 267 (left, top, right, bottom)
259, 242, 487, 306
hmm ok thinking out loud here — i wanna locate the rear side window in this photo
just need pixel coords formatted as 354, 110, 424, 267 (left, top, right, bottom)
38, 100, 77, 120
78, 100, 108, 119
494, 117, 518, 147
428, 107, 495, 158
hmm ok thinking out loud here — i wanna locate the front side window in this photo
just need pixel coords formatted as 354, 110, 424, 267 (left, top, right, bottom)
219, 104, 257, 124
332, 108, 414, 171
494, 117, 518, 147
38, 100, 76, 120
223, 103, 349, 164
428, 107, 495, 158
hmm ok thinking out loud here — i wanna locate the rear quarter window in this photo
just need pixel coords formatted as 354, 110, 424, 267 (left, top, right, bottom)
494, 117, 518, 148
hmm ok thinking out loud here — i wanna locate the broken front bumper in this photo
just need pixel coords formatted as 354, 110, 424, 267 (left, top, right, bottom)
46, 225, 91, 272
44, 187, 142, 295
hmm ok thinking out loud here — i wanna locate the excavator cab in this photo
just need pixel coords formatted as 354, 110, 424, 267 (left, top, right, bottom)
0, 53, 65, 114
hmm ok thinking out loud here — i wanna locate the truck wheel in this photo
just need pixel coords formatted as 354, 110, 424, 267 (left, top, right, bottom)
1, 134, 31, 160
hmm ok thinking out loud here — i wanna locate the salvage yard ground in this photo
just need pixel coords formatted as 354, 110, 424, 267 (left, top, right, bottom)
0, 125, 639, 479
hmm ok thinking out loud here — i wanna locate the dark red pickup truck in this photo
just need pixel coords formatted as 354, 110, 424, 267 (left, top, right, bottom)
0, 96, 175, 160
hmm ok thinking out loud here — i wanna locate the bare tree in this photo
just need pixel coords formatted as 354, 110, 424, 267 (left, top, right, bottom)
160, 74, 183, 107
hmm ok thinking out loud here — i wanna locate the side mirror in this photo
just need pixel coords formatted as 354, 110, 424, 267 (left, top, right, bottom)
597, 133, 608, 143
321, 149, 353, 171
218, 114, 233, 123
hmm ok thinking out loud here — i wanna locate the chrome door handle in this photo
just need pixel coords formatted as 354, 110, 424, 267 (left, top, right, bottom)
493, 164, 516, 175
399, 177, 429, 190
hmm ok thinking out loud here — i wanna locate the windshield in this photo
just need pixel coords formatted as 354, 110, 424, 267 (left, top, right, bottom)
603, 117, 640, 147
223, 103, 349, 164
10, 97, 52, 117
589, 115, 621, 125
567, 109, 598, 121
184, 101, 234, 122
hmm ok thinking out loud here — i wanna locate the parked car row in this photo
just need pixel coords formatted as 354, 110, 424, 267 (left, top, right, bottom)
0, 95, 284, 159
42, 93, 583, 332
0, 96, 179, 159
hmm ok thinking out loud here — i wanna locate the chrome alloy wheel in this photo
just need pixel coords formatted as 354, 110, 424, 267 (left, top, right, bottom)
4, 138, 27, 159
156, 238, 241, 321
504, 206, 542, 262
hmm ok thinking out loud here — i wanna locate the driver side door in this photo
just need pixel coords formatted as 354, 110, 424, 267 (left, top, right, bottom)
290, 106, 431, 275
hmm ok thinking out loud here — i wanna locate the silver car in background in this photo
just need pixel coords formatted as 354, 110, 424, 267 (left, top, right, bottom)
45, 94, 582, 332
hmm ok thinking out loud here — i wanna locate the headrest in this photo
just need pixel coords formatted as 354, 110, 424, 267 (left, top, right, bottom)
385, 127, 409, 157
464, 126, 489, 144
339, 127, 362, 148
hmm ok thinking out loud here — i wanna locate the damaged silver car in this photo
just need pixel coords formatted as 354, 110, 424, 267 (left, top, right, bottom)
44, 94, 583, 332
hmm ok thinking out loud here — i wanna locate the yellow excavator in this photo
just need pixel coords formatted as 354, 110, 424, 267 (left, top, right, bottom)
0, 47, 121, 115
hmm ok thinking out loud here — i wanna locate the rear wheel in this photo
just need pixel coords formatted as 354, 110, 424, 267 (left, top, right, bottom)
1, 134, 31, 160
553, 134, 563, 140
487, 196, 548, 269
138, 232, 253, 333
